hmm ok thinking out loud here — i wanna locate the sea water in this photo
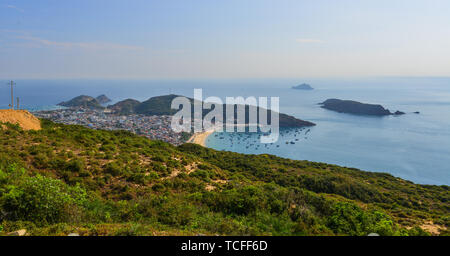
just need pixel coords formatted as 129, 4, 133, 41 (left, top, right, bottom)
1, 77, 449, 185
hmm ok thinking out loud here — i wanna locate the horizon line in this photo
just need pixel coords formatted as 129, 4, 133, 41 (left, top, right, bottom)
1, 75, 450, 81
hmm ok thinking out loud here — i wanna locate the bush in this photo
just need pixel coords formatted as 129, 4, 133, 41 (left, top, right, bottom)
152, 183, 165, 192
326, 202, 395, 236
152, 162, 167, 173
156, 198, 195, 226
105, 162, 122, 176
0, 174, 88, 224
127, 173, 148, 185
66, 159, 85, 173
189, 169, 210, 181
32, 153, 49, 169
152, 154, 167, 162
205, 186, 262, 215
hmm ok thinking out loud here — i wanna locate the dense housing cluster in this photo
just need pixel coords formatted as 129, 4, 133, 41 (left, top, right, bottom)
33, 108, 191, 145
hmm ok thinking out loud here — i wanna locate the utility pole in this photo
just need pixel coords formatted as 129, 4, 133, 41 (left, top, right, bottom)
8, 80, 16, 110
16, 97, 20, 110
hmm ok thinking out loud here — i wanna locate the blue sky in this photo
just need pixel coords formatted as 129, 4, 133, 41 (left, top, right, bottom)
1, 0, 450, 79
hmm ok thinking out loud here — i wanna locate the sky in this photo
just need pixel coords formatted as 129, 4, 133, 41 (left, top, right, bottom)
1, 0, 450, 79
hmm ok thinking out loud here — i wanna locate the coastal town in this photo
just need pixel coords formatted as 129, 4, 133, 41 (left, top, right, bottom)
33, 108, 192, 145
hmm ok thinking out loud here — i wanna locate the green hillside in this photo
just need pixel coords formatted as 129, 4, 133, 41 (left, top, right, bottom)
0, 120, 448, 236
134, 94, 180, 115
58, 95, 104, 109
108, 99, 141, 115
130, 94, 315, 128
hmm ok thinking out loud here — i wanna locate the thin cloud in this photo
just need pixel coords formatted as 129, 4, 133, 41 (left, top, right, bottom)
6, 4, 24, 12
15, 35, 144, 51
296, 38, 324, 43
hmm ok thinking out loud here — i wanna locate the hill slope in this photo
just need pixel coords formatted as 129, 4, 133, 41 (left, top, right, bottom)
0, 120, 447, 236
108, 99, 141, 115
134, 94, 180, 115
0, 110, 41, 130
96, 95, 112, 104
58, 95, 104, 109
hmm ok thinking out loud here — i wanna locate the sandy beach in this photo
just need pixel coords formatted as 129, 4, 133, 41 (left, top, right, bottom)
187, 129, 215, 147
187, 124, 259, 147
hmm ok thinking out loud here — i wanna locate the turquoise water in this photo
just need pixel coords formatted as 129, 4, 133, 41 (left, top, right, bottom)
1, 77, 449, 185
205, 78, 450, 185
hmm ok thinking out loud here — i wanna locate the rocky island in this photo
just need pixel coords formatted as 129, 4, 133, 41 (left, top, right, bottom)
113, 94, 316, 128
96, 94, 112, 104
319, 99, 405, 116
57, 95, 105, 109
292, 83, 314, 90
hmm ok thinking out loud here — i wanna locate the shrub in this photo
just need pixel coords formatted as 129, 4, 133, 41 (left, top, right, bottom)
197, 164, 211, 170
66, 159, 85, 173
205, 186, 262, 215
156, 198, 195, 226
152, 183, 165, 192
32, 153, 49, 169
326, 202, 395, 236
127, 173, 148, 185
151, 162, 167, 173
0, 174, 88, 224
189, 169, 210, 181
152, 154, 167, 162
105, 162, 122, 176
